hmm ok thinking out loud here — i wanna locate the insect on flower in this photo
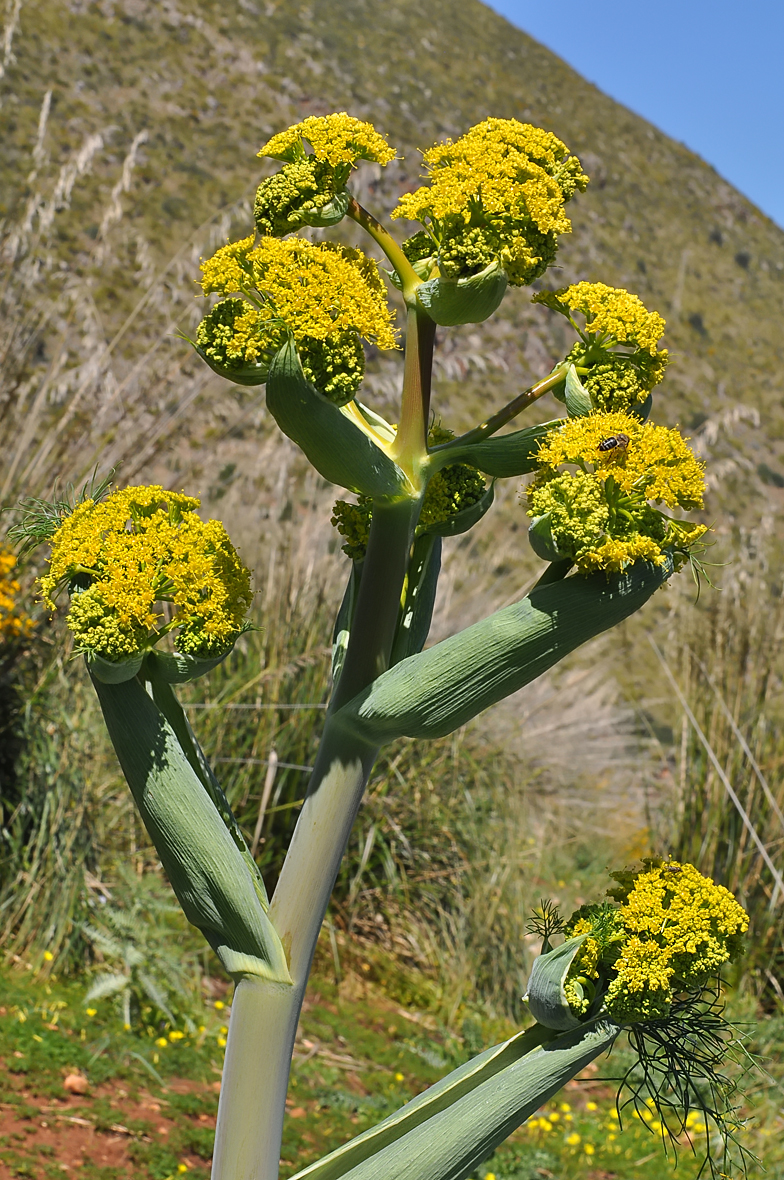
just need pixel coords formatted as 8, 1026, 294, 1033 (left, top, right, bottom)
597, 433, 630, 453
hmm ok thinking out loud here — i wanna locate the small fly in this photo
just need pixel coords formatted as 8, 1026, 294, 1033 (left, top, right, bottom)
598, 432, 630, 453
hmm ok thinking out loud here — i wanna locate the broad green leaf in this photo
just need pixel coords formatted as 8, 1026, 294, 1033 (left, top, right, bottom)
142, 656, 271, 912
266, 341, 409, 497
194, 345, 269, 387
432, 421, 558, 479
289, 1024, 554, 1180
336, 558, 673, 745
416, 262, 508, 326
90, 673, 290, 983
147, 649, 232, 684
302, 189, 351, 228
523, 936, 587, 1030
420, 482, 495, 539
290, 1018, 618, 1180
390, 534, 441, 666
564, 365, 593, 418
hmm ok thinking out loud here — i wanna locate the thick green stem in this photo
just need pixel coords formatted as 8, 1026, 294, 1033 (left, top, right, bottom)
347, 197, 421, 301
391, 306, 436, 478
212, 496, 421, 1180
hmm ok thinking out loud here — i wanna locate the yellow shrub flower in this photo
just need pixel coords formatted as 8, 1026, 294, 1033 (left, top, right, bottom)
527, 411, 707, 574
535, 412, 705, 509
0, 547, 33, 643
392, 118, 588, 286
40, 486, 252, 662
198, 237, 397, 404
259, 114, 396, 169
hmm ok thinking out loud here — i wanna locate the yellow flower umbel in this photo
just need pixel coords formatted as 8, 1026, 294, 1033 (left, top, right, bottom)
392, 118, 588, 286
197, 236, 398, 405
40, 486, 252, 663
526, 411, 707, 573
560, 860, 748, 1025
255, 114, 396, 237
534, 283, 668, 413
0, 547, 33, 643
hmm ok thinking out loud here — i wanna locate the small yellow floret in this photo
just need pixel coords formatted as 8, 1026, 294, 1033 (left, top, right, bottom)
259, 113, 396, 168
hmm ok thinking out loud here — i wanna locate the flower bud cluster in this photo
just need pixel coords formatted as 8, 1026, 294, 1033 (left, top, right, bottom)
40, 486, 252, 662
392, 118, 588, 286
332, 425, 487, 559
562, 860, 748, 1025
526, 411, 707, 573
197, 236, 397, 404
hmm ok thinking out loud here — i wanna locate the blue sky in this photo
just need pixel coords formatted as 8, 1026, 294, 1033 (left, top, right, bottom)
483, 1, 784, 230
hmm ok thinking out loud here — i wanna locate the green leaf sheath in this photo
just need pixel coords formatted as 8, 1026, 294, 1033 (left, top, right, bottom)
431, 421, 559, 478
416, 264, 508, 327
89, 673, 291, 984
292, 1020, 618, 1180
390, 534, 442, 665
290, 1025, 555, 1180
564, 365, 593, 418
142, 655, 272, 912
421, 482, 495, 539
523, 935, 587, 1031
266, 341, 409, 496
337, 558, 672, 745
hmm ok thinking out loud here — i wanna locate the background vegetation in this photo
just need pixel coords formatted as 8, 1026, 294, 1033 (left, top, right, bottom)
2, 0, 784, 1176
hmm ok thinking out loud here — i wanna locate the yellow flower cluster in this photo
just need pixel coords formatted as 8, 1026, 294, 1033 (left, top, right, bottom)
536, 283, 665, 355
560, 861, 748, 1025
255, 116, 395, 238
259, 114, 396, 168
0, 548, 32, 643
527, 411, 707, 574
198, 236, 397, 403
606, 860, 748, 1023
392, 118, 588, 286
40, 486, 252, 662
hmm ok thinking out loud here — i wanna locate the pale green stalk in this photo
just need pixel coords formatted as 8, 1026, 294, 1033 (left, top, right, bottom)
210, 311, 431, 1180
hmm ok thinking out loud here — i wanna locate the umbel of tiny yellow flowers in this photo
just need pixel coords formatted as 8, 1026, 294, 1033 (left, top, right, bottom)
392, 118, 588, 286
197, 236, 398, 405
526, 411, 707, 573
39, 486, 252, 662
535, 283, 668, 414
255, 114, 396, 237
561, 859, 748, 1024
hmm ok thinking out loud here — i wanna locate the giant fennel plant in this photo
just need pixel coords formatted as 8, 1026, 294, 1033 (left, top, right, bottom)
21, 114, 751, 1180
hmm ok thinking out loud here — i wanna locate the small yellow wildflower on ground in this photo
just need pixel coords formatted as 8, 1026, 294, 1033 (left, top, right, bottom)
0, 547, 33, 644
